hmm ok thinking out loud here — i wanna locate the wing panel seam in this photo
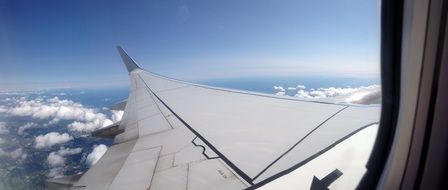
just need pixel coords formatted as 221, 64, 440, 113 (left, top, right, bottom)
105, 139, 138, 190
135, 76, 175, 130
137, 74, 254, 186
251, 105, 349, 181
247, 122, 379, 190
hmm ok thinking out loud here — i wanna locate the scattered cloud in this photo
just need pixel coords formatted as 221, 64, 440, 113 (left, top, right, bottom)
273, 86, 287, 96
0, 148, 27, 160
296, 86, 359, 98
17, 122, 38, 135
273, 86, 285, 92
48, 167, 64, 178
297, 85, 306, 90
273, 84, 381, 105
2, 96, 122, 132
46, 147, 82, 178
276, 91, 286, 96
287, 85, 306, 91
68, 110, 123, 132
86, 144, 107, 166
68, 120, 111, 132
47, 147, 82, 167
34, 132, 73, 149
344, 87, 381, 104
47, 152, 65, 167
0, 93, 118, 181
111, 110, 124, 123
0, 106, 6, 113
58, 147, 82, 155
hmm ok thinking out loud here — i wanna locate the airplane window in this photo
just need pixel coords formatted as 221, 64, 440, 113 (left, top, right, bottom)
0, 0, 381, 189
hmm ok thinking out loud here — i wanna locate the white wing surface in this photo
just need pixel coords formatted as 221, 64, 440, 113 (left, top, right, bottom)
46, 47, 380, 190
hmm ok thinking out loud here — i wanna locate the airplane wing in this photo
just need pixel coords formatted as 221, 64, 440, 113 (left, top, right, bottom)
46, 47, 379, 190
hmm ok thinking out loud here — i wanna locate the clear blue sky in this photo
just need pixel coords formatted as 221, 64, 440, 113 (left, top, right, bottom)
0, 0, 380, 90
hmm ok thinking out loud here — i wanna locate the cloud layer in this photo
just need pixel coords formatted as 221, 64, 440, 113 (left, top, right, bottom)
34, 132, 73, 149
0, 94, 119, 182
273, 85, 381, 105
2, 96, 123, 132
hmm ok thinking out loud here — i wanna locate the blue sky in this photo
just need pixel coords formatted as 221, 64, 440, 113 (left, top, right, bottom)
0, 0, 380, 90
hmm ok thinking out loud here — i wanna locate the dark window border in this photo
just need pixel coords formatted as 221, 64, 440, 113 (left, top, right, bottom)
357, 0, 404, 189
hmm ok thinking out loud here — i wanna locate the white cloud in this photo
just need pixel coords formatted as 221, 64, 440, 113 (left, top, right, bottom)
273, 86, 285, 92
295, 87, 359, 99
296, 85, 306, 90
290, 85, 381, 105
3, 96, 122, 132
0, 106, 6, 113
47, 152, 65, 167
17, 122, 38, 135
45, 118, 60, 126
276, 91, 286, 96
345, 87, 381, 104
67, 110, 123, 132
0, 148, 27, 160
57, 147, 82, 156
34, 132, 73, 149
46, 147, 82, 178
0, 122, 8, 135
111, 110, 124, 123
86, 144, 107, 166
68, 119, 112, 132
287, 85, 306, 91
10, 148, 27, 159
47, 147, 82, 167
48, 167, 64, 178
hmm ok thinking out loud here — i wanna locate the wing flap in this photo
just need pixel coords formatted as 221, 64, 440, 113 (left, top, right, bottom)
110, 100, 127, 111
74, 140, 137, 189
92, 122, 123, 138
149, 164, 188, 190
108, 147, 161, 190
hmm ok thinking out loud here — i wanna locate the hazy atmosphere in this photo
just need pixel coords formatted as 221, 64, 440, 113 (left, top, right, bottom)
0, 0, 379, 90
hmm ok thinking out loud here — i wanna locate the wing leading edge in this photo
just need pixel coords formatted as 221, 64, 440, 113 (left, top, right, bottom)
46, 47, 380, 190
